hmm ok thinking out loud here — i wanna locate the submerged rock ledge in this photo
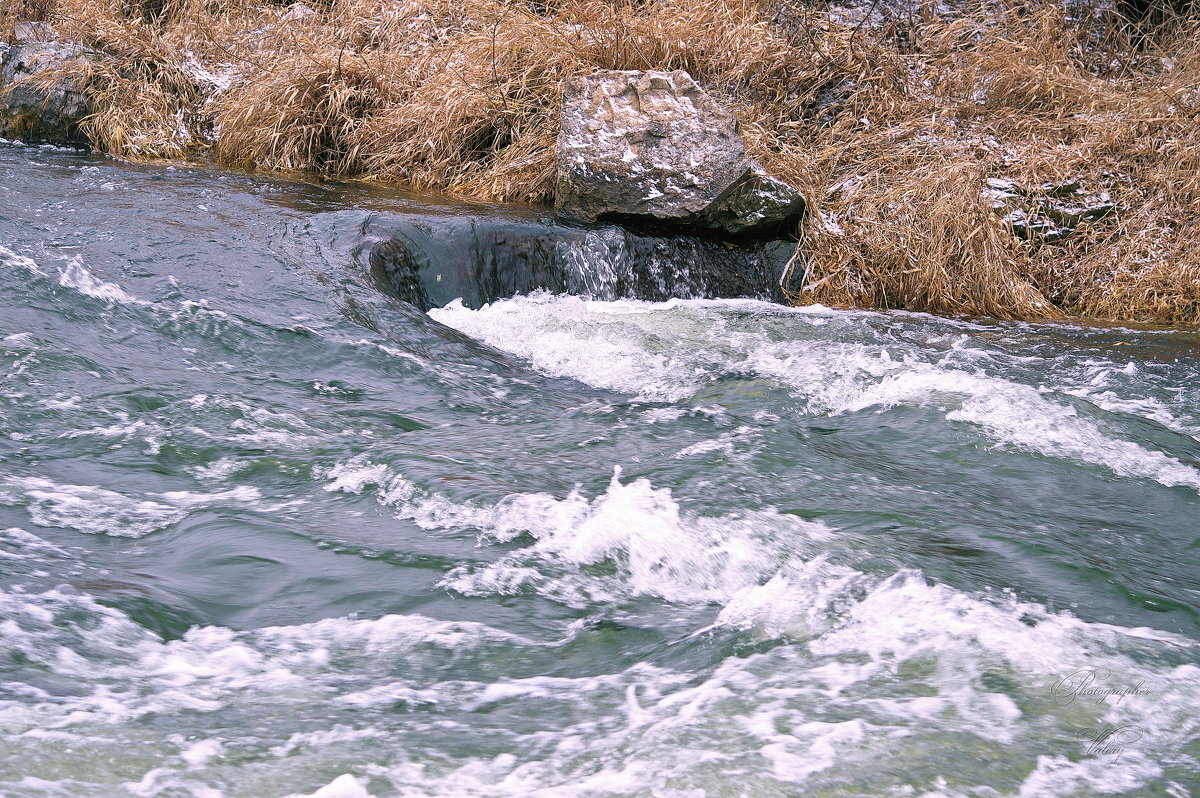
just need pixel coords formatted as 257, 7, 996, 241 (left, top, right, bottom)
363, 209, 795, 312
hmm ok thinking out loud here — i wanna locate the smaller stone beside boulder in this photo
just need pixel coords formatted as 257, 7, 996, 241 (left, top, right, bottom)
696, 164, 807, 236
555, 69, 804, 237
1, 22, 92, 145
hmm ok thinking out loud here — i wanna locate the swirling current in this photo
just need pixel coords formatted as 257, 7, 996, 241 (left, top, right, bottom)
1, 142, 1199, 797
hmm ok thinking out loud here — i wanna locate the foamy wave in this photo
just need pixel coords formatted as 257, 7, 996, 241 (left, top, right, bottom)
714, 555, 868, 640
56, 256, 141, 305
1, 246, 142, 306
1, 478, 186, 538
430, 294, 1200, 492
186, 457, 249, 482
0, 245, 46, 276
672, 424, 759, 460
2, 549, 1197, 797
311, 453, 1199, 790
429, 295, 709, 401
1064, 386, 1200, 442
440, 467, 833, 605
322, 457, 833, 605
0, 586, 529, 723
284, 774, 376, 798
59, 415, 167, 454
835, 367, 1200, 491
0, 526, 70, 559
0, 477, 264, 537
322, 456, 491, 531
185, 394, 326, 447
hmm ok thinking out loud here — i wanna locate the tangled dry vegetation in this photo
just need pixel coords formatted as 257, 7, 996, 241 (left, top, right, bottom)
4, 0, 1199, 322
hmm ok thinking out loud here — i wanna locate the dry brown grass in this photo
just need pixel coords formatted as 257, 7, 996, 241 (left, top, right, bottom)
5, 0, 1199, 322
1, 0, 56, 40
777, 2, 1200, 322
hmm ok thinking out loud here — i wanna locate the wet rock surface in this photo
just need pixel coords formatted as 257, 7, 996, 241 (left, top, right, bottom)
0, 22, 91, 145
363, 207, 794, 312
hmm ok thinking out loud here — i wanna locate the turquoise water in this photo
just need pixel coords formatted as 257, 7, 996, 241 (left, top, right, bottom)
1, 142, 1199, 797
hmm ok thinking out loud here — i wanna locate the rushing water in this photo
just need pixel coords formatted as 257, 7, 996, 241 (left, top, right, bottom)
1, 142, 1199, 798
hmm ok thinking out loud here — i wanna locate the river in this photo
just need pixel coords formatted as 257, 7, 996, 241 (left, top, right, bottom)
1, 141, 1199, 797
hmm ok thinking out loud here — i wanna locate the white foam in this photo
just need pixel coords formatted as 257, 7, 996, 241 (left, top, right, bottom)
323, 457, 393, 494
638, 407, 687, 424
4, 477, 186, 538
180, 739, 222, 769
40, 394, 84, 410
59, 416, 166, 454
60, 417, 157, 439
672, 424, 758, 460
0, 245, 46, 276
56, 255, 141, 305
335, 682, 443, 709
0, 584, 533, 741
321, 457, 837, 607
1065, 386, 1200, 441
429, 295, 706, 401
1, 279, 1196, 795
0, 477, 266, 537
431, 294, 1200, 492
839, 367, 1200, 491
437, 467, 833, 606
269, 726, 385, 758
0, 559, 1197, 798
159, 486, 262, 506
186, 458, 248, 482
0, 526, 70, 557
322, 459, 1197, 792
286, 774, 375, 798
322, 456, 488, 532
714, 556, 867, 641
227, 404, 320, 446
761, 718, 866, 783
1018, 753, 1163, 797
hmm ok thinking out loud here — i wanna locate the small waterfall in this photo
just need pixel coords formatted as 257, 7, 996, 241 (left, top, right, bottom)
363, 210, 794, 310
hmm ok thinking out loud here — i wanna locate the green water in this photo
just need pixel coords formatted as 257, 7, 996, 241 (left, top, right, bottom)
1, 142, 1198, 797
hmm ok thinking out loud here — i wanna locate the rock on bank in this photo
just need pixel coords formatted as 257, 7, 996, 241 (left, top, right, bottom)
555, 69, 805, 238
0, 22, 91, 145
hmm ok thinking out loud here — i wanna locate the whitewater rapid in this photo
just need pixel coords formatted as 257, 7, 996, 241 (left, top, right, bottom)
3, 144, 1199, 797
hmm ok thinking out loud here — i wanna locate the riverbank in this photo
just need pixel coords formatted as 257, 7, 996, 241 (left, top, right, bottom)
3, 143, 1200, 797
3, 0, 1198, 323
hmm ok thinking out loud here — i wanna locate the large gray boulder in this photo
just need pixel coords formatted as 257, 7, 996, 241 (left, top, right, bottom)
555, 70, 805, 237
1, 22, 91, 145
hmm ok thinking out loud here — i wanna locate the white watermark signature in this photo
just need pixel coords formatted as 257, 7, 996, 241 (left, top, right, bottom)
1075, 724, 1144, 763
1050, 668, 1152, 706
1050, 668, 1154, 763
